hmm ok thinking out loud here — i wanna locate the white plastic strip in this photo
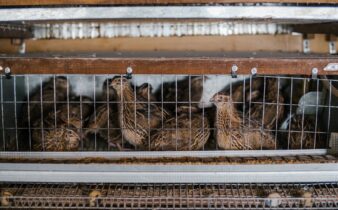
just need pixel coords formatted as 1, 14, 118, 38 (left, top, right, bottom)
0, 163, 337, 183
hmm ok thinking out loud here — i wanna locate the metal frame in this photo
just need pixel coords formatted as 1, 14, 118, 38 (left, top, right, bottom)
0, 6, 338, 22
0, 149, 328, 159
1, 163, 338, 183
1, 182, 337, 209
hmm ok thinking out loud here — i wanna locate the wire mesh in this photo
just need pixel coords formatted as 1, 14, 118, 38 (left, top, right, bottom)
0, 74, 336, 152
0, 183, 337, 209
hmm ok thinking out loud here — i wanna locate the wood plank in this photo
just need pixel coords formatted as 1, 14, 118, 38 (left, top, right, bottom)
0, 52, 337, 75
1, 34, 335, 54
0, 35, 304, 54
1, 0, 338, 6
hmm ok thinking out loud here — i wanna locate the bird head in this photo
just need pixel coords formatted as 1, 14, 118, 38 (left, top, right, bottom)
137, 83, 153, 100
110, 76, 130, 92
65, 129, 81, 151
54, 76, 70, 90
210, 93, 231, 107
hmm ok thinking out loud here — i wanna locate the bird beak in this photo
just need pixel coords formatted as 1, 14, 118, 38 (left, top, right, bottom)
210, 94, 217, 103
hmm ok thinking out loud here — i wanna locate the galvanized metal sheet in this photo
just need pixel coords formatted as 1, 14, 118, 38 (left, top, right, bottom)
0, 6, 337, 22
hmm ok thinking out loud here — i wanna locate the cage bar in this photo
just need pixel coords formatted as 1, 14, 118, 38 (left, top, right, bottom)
1, 182, 338, 209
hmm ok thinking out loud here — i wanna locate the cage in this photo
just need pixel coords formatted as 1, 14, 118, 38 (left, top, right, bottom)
1, 1, 338, 209
0, 73, 336, 152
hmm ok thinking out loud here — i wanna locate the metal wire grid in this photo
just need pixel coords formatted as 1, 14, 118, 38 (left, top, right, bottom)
0, 74, 336, 152
1, 183, 338, 209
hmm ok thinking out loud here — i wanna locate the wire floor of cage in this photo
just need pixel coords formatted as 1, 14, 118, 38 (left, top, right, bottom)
1, 183, 338, 209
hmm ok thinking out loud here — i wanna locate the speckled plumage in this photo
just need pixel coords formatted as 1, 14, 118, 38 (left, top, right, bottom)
281, 114, 325, 149
84, 104, 122, 150
211, 93, 276, 150
21, 76, 72, 126
247, 78, 285, 130
57, 96, 93, 130
157, 76, 204, 111
137, 83, 157, 102
150, 106, 210, 151
110, 77, 169, 148
32, 112, 81, 151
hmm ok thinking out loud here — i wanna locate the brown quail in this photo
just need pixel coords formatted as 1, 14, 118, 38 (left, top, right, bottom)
211, 93, 276, 150
150, 105, 210, 151
110, 76, 169, 148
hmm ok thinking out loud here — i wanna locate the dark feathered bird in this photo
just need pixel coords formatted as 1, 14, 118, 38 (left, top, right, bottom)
84, 78, 122, 150
221, 77, 264, 112
211, 93, 276, 150
100, 78, 117, 101
21, 76, 72, 125
57, 96, 93, 130
222, 77, 285, 129
19, 76, 73, 150
246, 78, 285, 130
84, 104, 122, 150
110, 76, 169, 148
280, 114, 326, 149
150, 105, 210, 151
157, 76, 204, 111
31, 111, 81, 151
137, 83, 156, 102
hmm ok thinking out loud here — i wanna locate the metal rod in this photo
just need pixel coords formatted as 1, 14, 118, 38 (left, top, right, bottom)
0, 149, 328, 159
0, 76, 5, 151
25, 75, 32, 150
13, 76, 18, 150
0, 163, 337, 183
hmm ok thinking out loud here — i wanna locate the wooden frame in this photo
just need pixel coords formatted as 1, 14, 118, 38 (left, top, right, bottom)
1, 52, 338, 75
0, 0, 338, 6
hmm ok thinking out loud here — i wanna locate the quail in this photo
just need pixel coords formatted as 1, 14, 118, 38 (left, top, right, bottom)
150, 105, 210, 151
211, 93, 276, 150
31, 104, 81, 151
32, 123, 81, 151
57, 96, 93, 130
21, 76, 72, 126
137, 83, 157, 101
247, 78, 285, 130
280, 114, 325, 149
84, 104, 122, 150
110, 76, 169, 148
157, 76, 204, 111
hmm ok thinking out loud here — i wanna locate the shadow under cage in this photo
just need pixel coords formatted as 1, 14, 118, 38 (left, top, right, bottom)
0, 74, 336, 152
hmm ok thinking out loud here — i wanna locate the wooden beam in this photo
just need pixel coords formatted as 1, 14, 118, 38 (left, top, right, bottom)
0, 52, 337, 75
0, 35, 304, 54
0, 0, 338, 6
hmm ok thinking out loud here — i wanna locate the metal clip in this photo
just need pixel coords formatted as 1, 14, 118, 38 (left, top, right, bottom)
251, 67, 257, 77
126, 67, 133, 79
324, 63, 338, 71
311, 68, 318, 80
11, 39, 26, 54
303, 39, 310, 54
3, 67, 11, 79
329, 41, 337, 54
231, 65, 238, 78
